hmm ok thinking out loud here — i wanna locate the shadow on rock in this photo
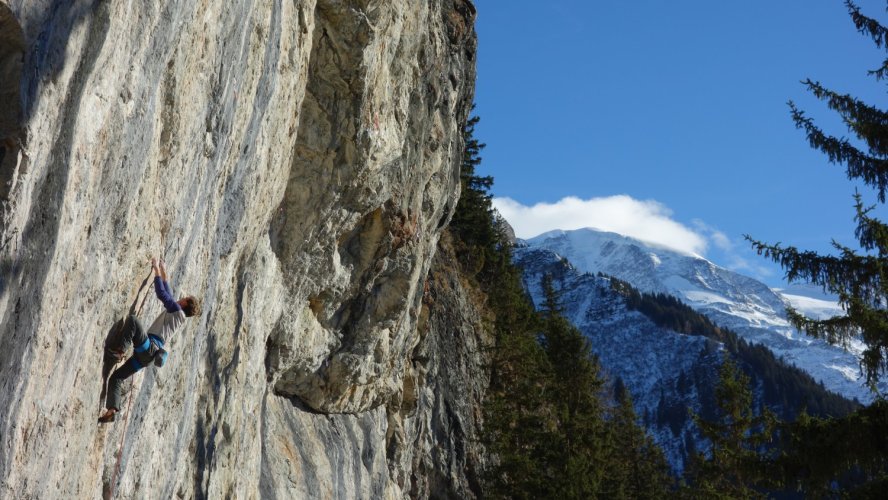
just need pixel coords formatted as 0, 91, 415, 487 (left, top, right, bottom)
97, 273, 152, 408
98, 317, 128, 409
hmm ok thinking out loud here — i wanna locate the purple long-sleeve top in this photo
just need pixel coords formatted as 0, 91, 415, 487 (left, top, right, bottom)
154, 276, 182, 313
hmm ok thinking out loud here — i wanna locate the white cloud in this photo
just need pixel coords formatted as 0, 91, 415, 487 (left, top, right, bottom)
692, 219, 732, 251
493, 194, 783, 284
711, 232, 732, 251
693, 219, 778, 281
725, 255, 776, 280
494, 195, 708, 256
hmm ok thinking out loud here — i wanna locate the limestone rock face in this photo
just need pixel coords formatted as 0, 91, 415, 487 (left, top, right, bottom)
0, 0, 477, 498
396, 232, 491, 498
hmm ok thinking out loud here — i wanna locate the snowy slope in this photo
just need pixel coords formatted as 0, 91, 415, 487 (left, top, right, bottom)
780, 292, 845, 320
524, 228, 880, 403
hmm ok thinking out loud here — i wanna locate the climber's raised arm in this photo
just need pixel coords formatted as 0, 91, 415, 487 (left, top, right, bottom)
152, 257, 181, 313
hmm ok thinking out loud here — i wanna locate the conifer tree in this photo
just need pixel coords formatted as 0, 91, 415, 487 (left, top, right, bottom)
746, 1, 888, 386
450, 111, 556, 498
770, 400, 888, 496
605, 384, 672, 499
483, 332, 554, 499
684, 358, 776, 499
482, 258, 554, 498
539, 276, 610, 498
450, 113, 498, 275
455, 112, 673, 498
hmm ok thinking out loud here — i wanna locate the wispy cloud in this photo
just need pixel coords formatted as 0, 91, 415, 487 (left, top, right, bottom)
724, 255, 776, 280
493, 195, 708, 256
692, 219, 732, 251
493, 195, 781, 284
692, 219, 775, 280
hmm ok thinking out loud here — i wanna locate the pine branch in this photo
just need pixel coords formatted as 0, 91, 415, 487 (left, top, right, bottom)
852, 192, 888, 256
785, 306, 857, 349
802, 80, 888, 156
785, 297, 888, 385
789, 102, 888, 202
748, 236, 888, 317
869, 57, 888, 80
845, 2, 888, 77
846, 1, 888, 50
746, 236, 875, 289
844, 297, 888, 386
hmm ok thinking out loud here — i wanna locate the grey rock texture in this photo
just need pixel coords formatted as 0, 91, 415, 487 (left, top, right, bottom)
397, 232, 490, 498
0, 0, 478, 498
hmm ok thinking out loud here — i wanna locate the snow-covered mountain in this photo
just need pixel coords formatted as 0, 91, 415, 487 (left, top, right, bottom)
523, 228, 880, 404
514, 245, 856, 473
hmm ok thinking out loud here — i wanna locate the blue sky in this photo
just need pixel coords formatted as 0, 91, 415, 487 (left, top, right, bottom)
474, 0, 887, 287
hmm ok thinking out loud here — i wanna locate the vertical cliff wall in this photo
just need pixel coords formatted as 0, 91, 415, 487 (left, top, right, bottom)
0, 0, 477, 498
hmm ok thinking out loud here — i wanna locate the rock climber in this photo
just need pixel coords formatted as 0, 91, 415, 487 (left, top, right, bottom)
98, 258, 201, 423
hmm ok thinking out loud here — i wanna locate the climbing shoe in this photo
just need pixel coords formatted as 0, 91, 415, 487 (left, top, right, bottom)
98, 409, 117, 424
154, 348, 168, 367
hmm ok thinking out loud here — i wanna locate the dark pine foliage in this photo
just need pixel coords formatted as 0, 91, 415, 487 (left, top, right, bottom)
446, 114, 553, 498
606, 383, 673, 498
450, 113, 671, 498
681, 353, 888, 499
683, 358, 777, 500
770, 399, 888, 498
538, 276, 611, 498
746, 1, 888, 387
449, 113, 500, 278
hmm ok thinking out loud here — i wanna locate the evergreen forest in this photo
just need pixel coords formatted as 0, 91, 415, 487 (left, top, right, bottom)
450, 3, 888, 496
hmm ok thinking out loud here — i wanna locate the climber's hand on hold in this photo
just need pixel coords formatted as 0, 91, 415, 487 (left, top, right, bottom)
159, 259, 168, 281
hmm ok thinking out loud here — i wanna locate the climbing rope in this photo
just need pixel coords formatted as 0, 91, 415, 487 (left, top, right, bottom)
109, 376, 136, 499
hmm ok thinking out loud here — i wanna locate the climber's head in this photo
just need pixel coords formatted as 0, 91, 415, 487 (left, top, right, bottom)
178, 296, 202, 317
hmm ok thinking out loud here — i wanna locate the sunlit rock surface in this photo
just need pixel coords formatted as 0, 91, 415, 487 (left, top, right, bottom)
0, 0, 478, 497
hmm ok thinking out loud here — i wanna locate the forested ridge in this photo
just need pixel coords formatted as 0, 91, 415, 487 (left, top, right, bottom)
610, 276, 859, 419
